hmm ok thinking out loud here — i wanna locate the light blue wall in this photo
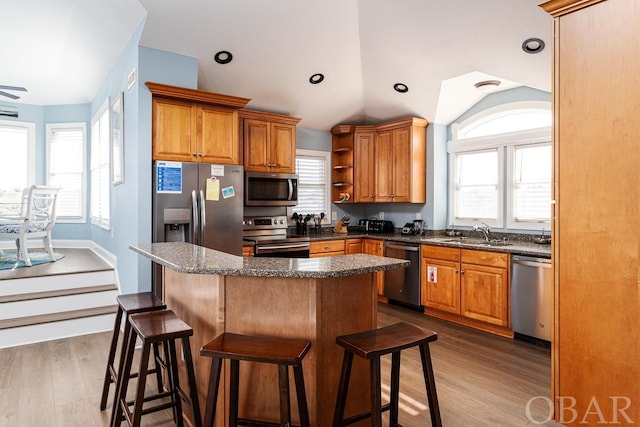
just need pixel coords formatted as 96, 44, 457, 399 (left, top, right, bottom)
0, 101, 92, 239
132, 46, 199, 293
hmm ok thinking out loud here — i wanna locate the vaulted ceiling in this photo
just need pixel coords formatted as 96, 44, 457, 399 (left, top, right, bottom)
2, 0, 551, 130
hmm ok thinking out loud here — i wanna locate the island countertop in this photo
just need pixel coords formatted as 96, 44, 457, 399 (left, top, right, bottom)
130, 241, 409, 278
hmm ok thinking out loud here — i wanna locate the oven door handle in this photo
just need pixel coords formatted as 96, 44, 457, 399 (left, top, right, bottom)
257, 243, 310, 252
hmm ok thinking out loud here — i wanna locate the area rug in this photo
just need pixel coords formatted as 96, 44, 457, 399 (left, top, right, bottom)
0, 250, 65, 270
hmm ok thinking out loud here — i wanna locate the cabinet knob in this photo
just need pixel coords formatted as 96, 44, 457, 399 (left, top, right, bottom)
198, 152, 203, 157
455, 269, 459, 273
460, 270, 465, 274
370, 195, 375, 199
192, 153, 197, 157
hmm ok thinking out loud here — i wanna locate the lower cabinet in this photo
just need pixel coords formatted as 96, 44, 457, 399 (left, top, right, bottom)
363, 239, 385, 300
421, 244, 511, 337
310, 240, 345, 258
242, 245, 254, 257
345, 238, 363, 254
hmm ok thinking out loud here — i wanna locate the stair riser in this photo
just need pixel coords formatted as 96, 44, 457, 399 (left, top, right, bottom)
0, 270, 117, 297
0, 313, 116, 349
0, 290, 118, 320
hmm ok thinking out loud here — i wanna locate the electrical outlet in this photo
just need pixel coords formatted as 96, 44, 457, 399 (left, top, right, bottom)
379, 211, 384, 220
416, 212, 421, 220
332, 211, 337, 221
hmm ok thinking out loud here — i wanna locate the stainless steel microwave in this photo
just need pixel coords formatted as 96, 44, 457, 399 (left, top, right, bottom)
245, 171, 298, 206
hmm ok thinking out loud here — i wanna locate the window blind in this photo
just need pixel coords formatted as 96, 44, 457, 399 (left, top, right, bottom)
90, 102, 110, 229
48, 125, 85, 221
292, 153, 329, 217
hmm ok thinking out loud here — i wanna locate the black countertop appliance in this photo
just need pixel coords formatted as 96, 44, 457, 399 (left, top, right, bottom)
357, 219, 395, 234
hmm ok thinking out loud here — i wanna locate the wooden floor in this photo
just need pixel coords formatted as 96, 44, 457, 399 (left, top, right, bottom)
0, 302, 562, 426
0, 248, 112, 281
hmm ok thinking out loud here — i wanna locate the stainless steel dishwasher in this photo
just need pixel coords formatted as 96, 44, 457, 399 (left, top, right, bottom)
511, 255, 552, 341
383, 241, 421, 308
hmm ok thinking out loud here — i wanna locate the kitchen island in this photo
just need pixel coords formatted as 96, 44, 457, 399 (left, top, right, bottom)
130, 242, 409, 427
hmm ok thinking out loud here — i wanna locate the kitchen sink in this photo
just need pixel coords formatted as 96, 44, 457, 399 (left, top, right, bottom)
435, 238, 512, 247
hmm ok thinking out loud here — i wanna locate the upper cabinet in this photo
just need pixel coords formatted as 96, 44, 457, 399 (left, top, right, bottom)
331, 117, 427, 203
240, 110, 302, 173
147, 82, 250, 164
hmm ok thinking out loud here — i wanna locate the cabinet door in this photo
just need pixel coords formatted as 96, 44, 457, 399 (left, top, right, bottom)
243, 119, 270, 171
460, 263, 509, 326
198, 105, 239, 164
270, 122, 296, 173
374, 130, 394, 201
309, 240, 345, 258
345, 239, 363, 254
391, 127, 411, 202
152, 98, 195, 162
353, 132, 375, 202
363, 239, 385, 296
421, 257, 461, 314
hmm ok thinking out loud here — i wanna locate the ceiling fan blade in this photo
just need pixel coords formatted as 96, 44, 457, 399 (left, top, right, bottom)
0, 85, 27, 92
0, 90, 20, 100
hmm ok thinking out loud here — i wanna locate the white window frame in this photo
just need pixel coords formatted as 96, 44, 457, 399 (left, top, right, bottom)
288, 149, 331, 225
90, 99, 111, 230
448, 127, 551, 230
0, 119, 36, 191
506, 142, 552, 231
46, 122, 87, 223
452, 101, 552, 140
448, 147, 504, 228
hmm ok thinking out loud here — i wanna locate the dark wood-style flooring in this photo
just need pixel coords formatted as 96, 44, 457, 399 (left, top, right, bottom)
0, 301, 561, 426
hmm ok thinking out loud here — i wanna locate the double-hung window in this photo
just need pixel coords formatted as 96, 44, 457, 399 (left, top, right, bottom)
290, 149, 331, 224
451, 148, 503, 227
90, 100, 110, 229
0, 121, 35, 215
508, 143, 552, 228
47, 123, 86, 222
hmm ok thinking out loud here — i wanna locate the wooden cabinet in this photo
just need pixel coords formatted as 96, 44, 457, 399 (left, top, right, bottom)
331, 118, 427, 203
353, 130, 376, 202
147, 82, 250, 164
345, 238, 363, 254
421, 244, 510, 336
240, 110, 301, 173
363, 239, 385, 299
540, 1, 640, 423
309, 240, 345, 258
242, 245, 254, 257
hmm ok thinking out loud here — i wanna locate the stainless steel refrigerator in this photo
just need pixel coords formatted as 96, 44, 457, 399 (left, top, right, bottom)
152, 161, 244, 296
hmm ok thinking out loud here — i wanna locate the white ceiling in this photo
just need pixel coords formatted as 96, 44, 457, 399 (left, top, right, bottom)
1, 0, 551, 129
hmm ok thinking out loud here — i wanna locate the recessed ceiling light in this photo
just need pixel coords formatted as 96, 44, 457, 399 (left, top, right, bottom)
309, 73, 325, 84
393, 83, 408, 93
214, 50, 233, 64
474, 80, 501, 93
522, 38, 545, 54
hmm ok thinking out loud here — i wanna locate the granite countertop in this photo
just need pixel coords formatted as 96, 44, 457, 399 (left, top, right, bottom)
301, 229, 552, 258
130, 242, 409, 278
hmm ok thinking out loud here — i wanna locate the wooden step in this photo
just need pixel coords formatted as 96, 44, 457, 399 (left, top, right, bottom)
0, 304, 118, 330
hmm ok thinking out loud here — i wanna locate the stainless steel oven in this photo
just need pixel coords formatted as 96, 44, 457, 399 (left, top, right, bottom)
245, 172, 298, 207
243, 215, 310, 258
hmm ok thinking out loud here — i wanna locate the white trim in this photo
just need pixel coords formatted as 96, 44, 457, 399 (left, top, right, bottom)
45, 122, 88, 223
289, 149, 332, 225
448, 147, 504, 228
506, 142, 552, 231
452, 101, 551, 140
448, 127, 551, 153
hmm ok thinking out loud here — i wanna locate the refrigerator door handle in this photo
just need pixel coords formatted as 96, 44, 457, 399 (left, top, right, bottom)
191, 190, 199, 245
199, 190, 206, 243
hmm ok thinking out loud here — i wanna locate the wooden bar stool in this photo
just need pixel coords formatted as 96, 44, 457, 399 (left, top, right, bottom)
111, 309, 202, 427
332, 322, 442, 427
100, 292, 167, 411
200, 332, 312, 427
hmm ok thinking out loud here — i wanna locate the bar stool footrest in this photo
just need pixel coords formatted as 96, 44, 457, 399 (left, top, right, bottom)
341, 403, 391, 426
237, 418, 306, 427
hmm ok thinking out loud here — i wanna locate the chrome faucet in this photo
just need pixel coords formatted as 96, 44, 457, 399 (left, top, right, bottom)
473, 222, 491, 241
